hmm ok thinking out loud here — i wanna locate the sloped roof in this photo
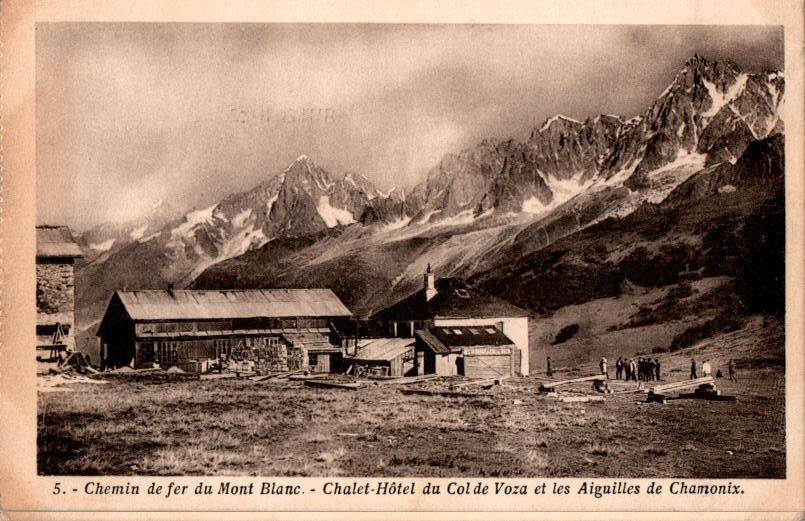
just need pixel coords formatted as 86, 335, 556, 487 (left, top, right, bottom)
36, 226, 83, 258
415, 325, 515, 354
415, 328, 451, 354
282, 331, 340, 352
372, 278, 528, 321
114, 289, 352, 321
351, 337, 415, 361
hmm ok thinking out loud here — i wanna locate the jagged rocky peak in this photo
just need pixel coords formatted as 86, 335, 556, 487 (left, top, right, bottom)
527, 112, 625, 181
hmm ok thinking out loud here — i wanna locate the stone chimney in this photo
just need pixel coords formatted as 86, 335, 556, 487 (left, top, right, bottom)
424, 263, 437, 301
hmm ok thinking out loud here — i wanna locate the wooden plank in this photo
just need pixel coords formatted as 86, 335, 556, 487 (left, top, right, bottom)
656, 378, 714, 392
200, 373, 237, 380
400, 388, 488, 398
289, 373, 329, 381
540, 374, 604, 392
252, 369, 304, 382
678, 392, 737, 401
304, 380, 360, 390
450, 377, 507, 390
559, 396, 605, 403
651, 376, 714, 393
368, 375, 402, 381
375, 374, 440, 386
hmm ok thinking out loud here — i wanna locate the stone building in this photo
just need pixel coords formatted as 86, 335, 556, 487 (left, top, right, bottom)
36, 225, 83, 359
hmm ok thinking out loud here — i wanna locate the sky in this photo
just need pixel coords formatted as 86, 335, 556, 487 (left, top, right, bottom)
36, 23, 784, 230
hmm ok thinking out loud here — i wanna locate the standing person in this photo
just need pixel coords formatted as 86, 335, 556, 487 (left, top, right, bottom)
702, 360, 712, 377
690, 358, 697, 379
630, 358, 637, 382
655, 358, 661, 381
728, 358, 737, 382
546, 356, 553, 377
616, 357, 623, 380
600, 357, 608, 379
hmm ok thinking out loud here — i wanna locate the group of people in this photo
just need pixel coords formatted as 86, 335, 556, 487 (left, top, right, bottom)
547, 354, 737, 382
690, 358, 737, 381
612, 356, 660, 381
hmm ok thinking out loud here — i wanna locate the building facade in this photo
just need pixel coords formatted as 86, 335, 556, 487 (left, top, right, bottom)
96, 289, 352, 373
415, 325, 518, 377
36, 226, 83, 359
371, 266, 531, 375
346, 337, 416, 377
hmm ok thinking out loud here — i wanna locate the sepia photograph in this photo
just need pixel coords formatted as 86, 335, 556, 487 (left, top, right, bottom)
33, 21, 787, 481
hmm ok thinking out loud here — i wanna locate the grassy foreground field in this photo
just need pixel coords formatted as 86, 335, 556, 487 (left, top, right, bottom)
38, 316, 784, 478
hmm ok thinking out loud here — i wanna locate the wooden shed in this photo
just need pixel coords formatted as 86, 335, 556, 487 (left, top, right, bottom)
415, 325, 518, 378
347, 337, 416, 377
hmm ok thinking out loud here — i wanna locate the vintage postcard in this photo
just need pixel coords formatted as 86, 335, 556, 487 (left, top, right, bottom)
1, 0, 803, 519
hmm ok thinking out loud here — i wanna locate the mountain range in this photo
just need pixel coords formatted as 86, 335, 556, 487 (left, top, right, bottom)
73, 55, 786, 351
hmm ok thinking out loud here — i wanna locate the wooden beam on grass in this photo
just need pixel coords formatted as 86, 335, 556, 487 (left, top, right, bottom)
304, 379, 361, 390
539, 374, 605, 392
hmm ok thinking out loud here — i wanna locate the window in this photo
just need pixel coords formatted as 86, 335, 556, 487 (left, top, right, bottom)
308, 353, 318, 367
197, 320, 232, 332
137, 323, 156, 335
140, 342, 154, 363
157, 341, 175, 364
468, 328, 480, 335
442, 329, 452, 335
213, 339, 231, 359
156, 322, 178, 333
178, 322, 194, 332
453, 329, 463, 335
485, 327, 497, 334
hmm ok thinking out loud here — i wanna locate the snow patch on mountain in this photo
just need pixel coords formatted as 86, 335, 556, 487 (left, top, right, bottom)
539, 114, 581, 132
522, 172, 594, 214
232, 208, 252, 228
521, 196, 545, 213
129, 224, 148, 241
702, 73, 748, 118
139, 231, 161, 243
172, 204, 217, 238
88, 238, 115, 252
384, 216, 413, 231
317, 196, 356, 227
265, 192, 279, 218
547, 172, 595, 208
642, 150, 707, 203
416, 209, 442, 225
435, 209, 475, 226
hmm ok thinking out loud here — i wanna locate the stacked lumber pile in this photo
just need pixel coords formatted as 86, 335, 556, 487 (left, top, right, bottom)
646, 376, 735, 403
